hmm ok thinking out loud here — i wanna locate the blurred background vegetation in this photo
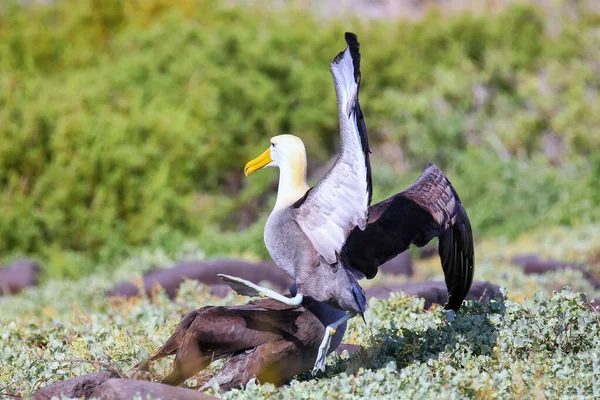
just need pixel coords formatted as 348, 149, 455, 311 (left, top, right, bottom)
0, 0, 598, 279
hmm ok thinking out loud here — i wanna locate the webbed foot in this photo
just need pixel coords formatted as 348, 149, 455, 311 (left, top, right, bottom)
312, 326, 336, 375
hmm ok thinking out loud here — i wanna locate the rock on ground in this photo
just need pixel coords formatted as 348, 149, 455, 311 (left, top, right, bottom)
511, 254, 600, 289
91, 379, 217, 400
32, 371, 117, 400
0, 258, 41, 295
335, 343, 363, 355
378, 251, 413, 277
106, 259, 294, 299
365, 281, 502, 309
208, 283, 236, 298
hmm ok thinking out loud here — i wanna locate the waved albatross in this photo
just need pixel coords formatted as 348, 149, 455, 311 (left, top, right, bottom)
220, 32, 474, 374
147, 297, 346, 390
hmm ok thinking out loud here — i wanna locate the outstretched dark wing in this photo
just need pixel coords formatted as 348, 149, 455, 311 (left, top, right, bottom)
341, 164, 474, 311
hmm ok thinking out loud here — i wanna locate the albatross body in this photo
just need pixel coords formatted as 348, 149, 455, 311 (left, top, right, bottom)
221, 32, 475, 374
226, 33, 371, 314
148, 297, 346, 391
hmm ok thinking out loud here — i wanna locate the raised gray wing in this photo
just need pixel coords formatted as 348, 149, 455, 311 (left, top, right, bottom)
341, 164, 474, 311
293, 32, 372, 265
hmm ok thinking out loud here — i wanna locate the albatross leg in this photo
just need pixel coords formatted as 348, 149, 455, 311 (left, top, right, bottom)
312, 312, 356, 375
217, 274, 303, 306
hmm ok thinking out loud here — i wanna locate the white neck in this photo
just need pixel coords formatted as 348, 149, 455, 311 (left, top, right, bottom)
273, 156, 309, 211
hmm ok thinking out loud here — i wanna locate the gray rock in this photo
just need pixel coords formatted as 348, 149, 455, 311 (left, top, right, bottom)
0, 259, 41, 295
365, 281, 502, 309
512, 254, 600, 290
32, 371, 117, 400
378, 251, 413, 277
90, 379, 217, 400
510, 253, 543, 268
364, 285, 403, 301
335, 343, 362, 355
209, 283, 235, 298
106, 281, 140, 298
106, 259, 293, 299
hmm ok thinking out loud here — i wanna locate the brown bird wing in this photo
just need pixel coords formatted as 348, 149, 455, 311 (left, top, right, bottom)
155, 299, 306, 386
154, 300, 304, 360
201, 340, 305, 392
342, 164, 474, 311
149, 306, 212, 362
201, 299, 336, 391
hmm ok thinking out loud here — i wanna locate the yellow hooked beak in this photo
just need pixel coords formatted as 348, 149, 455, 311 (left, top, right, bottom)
244, 147, 272, 176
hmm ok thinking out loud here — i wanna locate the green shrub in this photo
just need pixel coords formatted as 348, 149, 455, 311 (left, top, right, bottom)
0, 0, 598, 278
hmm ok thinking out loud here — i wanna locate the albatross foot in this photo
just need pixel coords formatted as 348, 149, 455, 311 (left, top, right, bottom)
217, 274, 303, 306
312, 326, 336, 375
312, 312, 356, 375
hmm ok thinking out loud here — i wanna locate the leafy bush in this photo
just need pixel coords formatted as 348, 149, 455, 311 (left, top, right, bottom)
0, 0, 598, 278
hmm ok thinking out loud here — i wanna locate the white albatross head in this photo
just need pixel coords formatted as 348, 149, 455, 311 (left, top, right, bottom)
244, 134, 309, 210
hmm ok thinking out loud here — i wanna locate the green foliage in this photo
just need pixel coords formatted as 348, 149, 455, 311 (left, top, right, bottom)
1, 226, 599, 398
0, 0, 598, 278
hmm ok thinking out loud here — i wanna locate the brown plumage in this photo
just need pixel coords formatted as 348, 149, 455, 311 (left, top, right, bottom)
342, 163, 474, 311
147, 297, 346, 391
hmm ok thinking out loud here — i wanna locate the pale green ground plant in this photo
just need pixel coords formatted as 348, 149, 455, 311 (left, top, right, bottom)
2, 225, 599, 398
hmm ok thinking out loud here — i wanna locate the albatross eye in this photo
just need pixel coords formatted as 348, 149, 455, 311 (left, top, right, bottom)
271, 143, 275, 148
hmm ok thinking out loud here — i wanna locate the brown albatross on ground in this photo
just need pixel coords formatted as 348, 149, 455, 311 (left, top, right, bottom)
145, 296, 346, 391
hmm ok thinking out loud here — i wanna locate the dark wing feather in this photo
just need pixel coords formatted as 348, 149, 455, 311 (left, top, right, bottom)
149, 306, 212, 361
152, 299, 304, 362
157, 299, 306, 386
355, 99, 372, 204
201, 339, 303, 391
185, 301, 304, 355
344, 32, 372, 203
341, 164, 474, 311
